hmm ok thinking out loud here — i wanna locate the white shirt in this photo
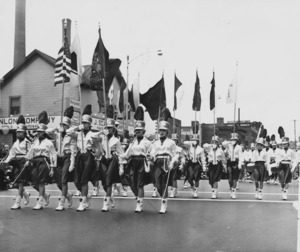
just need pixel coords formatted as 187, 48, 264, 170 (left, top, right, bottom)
268, 148, 280, 164
184, 141, 206, 165
251, 149, 268, 163
26, 138, 57, 167
277, 148, 295, 164
5, 138, 31, 163
101, 135, 124, 163
150, 138, 177, 161
207, 148, 226, 165
124, 137, 152, 158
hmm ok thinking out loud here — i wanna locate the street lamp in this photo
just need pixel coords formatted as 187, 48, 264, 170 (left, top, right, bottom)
125, 50, 163, 130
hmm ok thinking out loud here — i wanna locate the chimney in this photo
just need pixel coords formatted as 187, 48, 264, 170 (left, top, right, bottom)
14, 0, 26, 67
238, 108, 240, 125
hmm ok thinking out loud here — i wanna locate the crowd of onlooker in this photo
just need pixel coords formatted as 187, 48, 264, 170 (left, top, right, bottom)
0, 143, 10, 190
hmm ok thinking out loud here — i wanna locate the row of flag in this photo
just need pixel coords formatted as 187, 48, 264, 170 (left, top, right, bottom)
54, 19, 238, 123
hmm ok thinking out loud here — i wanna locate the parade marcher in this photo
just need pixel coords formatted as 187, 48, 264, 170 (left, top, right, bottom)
169, 133, 185, 198
206, 136, 227, 199
149, 108, 177, 213
3, 115, 31, 209
277, 128, 295, 200
74, 105, 102, 211
268, 135, 280, 184
100, 105, 125, 212
119, 137, 131, 196
238, 144, 247, 182
122, 106, 152, 212
250, 138, 269, 200
54, 106, 77, 211
183, 131, 206, 198
227, 133, 243, 199
292, 142, 300, 180
25, 111, 57, 210
151, 134, 160, 197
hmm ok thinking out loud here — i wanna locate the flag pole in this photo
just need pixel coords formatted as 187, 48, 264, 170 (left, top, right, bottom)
74, 21, 84, 152
59, 19, 68, 156
157, 74, 164, 139
98, 23, 109, 154
233, 61, 238, 133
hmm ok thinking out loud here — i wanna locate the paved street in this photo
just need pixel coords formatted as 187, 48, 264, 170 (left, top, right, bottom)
0, 180, 298, 252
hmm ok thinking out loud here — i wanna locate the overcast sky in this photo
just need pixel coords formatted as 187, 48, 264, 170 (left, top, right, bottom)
0, 0, 300, 141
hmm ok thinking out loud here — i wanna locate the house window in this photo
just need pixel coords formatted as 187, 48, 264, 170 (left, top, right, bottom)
10, 96, 21, 115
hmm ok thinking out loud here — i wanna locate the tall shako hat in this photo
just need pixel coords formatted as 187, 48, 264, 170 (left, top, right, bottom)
270, 134, 277, 146
211, 135, 219, 143
158, 107, 171, 131
82, 104, 92, 124
62, 106, 74, 126
36, 111, 49, 132
230, 133, 239, 140
106, 105, 115, 128
256, 137, 265, 146
264, 135, 270, 147
278, 126, 289, 144
16, 115, 26, 132
134, 106, 145, 130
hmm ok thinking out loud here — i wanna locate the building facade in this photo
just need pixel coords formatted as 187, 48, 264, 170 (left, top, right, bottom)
181, 117, 262, 147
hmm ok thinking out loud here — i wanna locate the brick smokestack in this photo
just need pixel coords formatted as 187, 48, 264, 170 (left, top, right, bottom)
14, 0, 26, 67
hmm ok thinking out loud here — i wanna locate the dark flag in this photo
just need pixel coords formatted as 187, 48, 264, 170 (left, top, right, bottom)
54, 28, 71, 86
90, 28, 121, 92
192, 71, 201, 111
210, 72, 215, 110
115, 71, 127, 113
90, 27, 107, 90
140, 77, 166, 120
128, 86, 136, 112
174, 73, 182, 111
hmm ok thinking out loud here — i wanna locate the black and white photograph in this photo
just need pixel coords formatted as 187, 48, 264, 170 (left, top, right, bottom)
0, 0, 299, 251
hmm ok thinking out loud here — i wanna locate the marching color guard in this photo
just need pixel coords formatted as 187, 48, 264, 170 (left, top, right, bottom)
184, 134, 206, 198
74, 105, 101, 211
100, 105, 125, 212
122, 106, 152, 212
25, 111, 57, 210
3, 115, 31, 209
54, 106, 77, 211
277, 133, 295, 200
169, 133, 186, 198
206, 136, 226, 199
250, 138, 269, 200
149, 108, 177, 213
227, 133, 243, 199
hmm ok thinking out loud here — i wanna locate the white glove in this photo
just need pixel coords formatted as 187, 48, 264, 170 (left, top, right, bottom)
78, 124, 84, 131
145, 163, 150, 173
69, 162, 74, 172
169, 162, 174, 170
58, 126, 64, 133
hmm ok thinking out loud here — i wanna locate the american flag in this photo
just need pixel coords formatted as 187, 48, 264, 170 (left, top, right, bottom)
54, 33, 71, 86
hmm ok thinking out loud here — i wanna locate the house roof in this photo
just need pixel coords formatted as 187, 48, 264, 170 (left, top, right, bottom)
1, 49, 56, 87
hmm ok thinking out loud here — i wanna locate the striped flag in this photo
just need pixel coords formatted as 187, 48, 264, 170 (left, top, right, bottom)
54, 30, 71, 86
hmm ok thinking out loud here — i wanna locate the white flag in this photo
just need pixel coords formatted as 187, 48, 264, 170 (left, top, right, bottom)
108, 76, 120, 106
132, 75, 140, 109
226, 79, 237, 104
